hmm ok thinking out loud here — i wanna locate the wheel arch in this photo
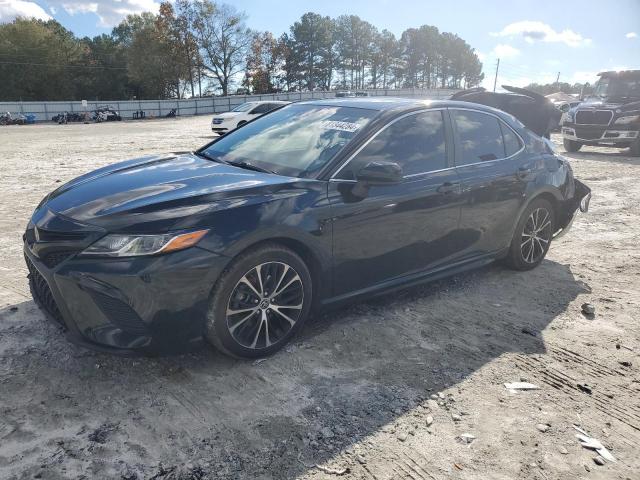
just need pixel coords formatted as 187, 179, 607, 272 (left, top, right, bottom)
226, 236, 328, 307
510, 188, 563, 239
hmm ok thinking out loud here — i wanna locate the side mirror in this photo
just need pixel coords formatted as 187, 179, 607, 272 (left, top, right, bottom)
355, 161, 403, 185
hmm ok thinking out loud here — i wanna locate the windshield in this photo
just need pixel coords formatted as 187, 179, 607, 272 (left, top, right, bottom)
231, 102, 256, 112
201, 104, 376, 178
594, 76, 640, 101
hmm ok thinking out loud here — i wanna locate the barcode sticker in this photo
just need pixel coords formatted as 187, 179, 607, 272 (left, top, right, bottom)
320, 121, 361, 133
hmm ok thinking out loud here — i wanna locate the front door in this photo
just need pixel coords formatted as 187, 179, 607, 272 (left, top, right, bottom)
328, 110, 465, 297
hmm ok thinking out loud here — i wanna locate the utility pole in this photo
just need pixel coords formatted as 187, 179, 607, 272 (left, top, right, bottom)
555, 71, 560, 87
493, 59, 500, 92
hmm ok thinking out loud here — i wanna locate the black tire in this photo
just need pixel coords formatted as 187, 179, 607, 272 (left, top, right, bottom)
237, 120, 247, 128
505, 198, 556, 271
205, 244, 312, 358
563, 138, 582, 152
629, 137, 640, 157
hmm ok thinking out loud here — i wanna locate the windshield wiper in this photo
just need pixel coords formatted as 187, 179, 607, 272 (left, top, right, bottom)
227, 160, 277, 175
193, 151, 230, 165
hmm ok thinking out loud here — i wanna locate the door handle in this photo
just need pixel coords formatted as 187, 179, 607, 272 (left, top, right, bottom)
437, 182, 460, 194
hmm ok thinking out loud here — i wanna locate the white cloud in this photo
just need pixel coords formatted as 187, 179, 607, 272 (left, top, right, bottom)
626, 32, 638, 39
492, 21, 591, 47
0, 0, 52, 21
47, 0, 162, 27
570, 71, 598, 84
492, 44, 520, 59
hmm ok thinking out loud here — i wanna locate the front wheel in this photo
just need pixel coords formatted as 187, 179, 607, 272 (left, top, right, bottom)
206, 244, 312, 358
505, 199, 556, 271
563, 138, 582, 152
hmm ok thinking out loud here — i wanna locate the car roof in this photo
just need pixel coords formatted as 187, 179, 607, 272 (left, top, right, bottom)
246, 100, 290, 105
297, 97, 511, 116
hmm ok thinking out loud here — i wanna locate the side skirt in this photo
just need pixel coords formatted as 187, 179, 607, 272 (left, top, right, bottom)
319, 250, 505, 310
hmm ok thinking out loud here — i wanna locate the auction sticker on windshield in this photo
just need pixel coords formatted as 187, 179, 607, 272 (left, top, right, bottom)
320, 120, 362, 133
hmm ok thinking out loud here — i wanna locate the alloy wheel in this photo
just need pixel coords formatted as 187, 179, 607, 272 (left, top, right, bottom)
226, 262, 304, 349
521, 207, 552, 264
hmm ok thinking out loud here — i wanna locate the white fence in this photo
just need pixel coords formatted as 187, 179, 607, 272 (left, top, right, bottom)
0, 88, 458, 122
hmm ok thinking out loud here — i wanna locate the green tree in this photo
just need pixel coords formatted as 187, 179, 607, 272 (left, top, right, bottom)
289, 12, 335, 90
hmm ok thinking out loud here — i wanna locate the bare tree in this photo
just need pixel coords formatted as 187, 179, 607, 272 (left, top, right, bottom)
192, 1, 252, 95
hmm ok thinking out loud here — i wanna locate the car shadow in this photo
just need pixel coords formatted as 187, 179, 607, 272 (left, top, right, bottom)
0, 260, 590, 479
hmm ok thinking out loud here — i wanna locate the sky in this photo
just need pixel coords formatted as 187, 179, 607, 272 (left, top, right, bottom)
1, 0, 639, 90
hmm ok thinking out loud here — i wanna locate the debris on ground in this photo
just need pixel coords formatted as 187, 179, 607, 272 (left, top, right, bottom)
457, 433, 476, 444
536, 423, 550, 433
594, 456, 606, 466
581, 303, 596, 315
504, 382, 540, 391
521, 327, 537, 337
618, 361, 632, 368
252, 358, 267, 365
314, 465, 349, 475
574, 425, 616, 462
577, 383, 593, 395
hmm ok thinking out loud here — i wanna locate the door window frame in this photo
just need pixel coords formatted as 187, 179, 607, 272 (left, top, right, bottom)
329, 108, 456, 182
448, 107, 526, 168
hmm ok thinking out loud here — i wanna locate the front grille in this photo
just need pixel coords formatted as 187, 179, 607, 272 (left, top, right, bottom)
212, 118, 224, 124
42, 250, 77, 268
25, 256, 65, 328
574, 127, 606, 141
88, 290, 149, 335
575, 110, 613, 126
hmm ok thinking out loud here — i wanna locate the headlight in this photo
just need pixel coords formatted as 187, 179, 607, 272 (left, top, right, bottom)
614, 114, 640, 125
82, 230, 209, 257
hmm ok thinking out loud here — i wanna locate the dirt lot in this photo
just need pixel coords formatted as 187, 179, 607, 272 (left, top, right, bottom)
1, 117, 639, 480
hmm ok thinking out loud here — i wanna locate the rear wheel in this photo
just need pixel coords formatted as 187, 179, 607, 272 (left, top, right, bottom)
206, 244, 312, 358
505, 198, 555, 271
563, 138, 582, 152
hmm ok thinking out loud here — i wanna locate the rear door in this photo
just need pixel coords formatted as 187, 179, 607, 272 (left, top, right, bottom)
328, 110, 465, 296
449, 108, 530, 258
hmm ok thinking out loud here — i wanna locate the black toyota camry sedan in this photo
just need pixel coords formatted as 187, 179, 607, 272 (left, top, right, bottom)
24, 98, 591, 358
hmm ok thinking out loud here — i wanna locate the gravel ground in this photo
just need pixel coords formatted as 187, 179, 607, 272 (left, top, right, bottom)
0, 117, 639, 480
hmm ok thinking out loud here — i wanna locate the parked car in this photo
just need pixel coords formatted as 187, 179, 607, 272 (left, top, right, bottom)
335, 91, 356, 98
210, 101, 289, 135
561, 70, 640, 155
93, 106, 122, 122
24, 98, 590, 358
451, 85, 562, 138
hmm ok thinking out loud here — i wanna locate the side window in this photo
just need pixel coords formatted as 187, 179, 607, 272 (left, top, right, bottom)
336, 111, 447, 179
250, 104, 270, 114
451, 110, 505, 165
499, 121, 523, 157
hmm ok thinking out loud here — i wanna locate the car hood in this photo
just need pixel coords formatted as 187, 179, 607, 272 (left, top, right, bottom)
212, 111, 243, 120
41, 153, 307, 232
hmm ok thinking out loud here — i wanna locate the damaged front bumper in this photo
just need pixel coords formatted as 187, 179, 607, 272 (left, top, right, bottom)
554, 179, 591, 240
